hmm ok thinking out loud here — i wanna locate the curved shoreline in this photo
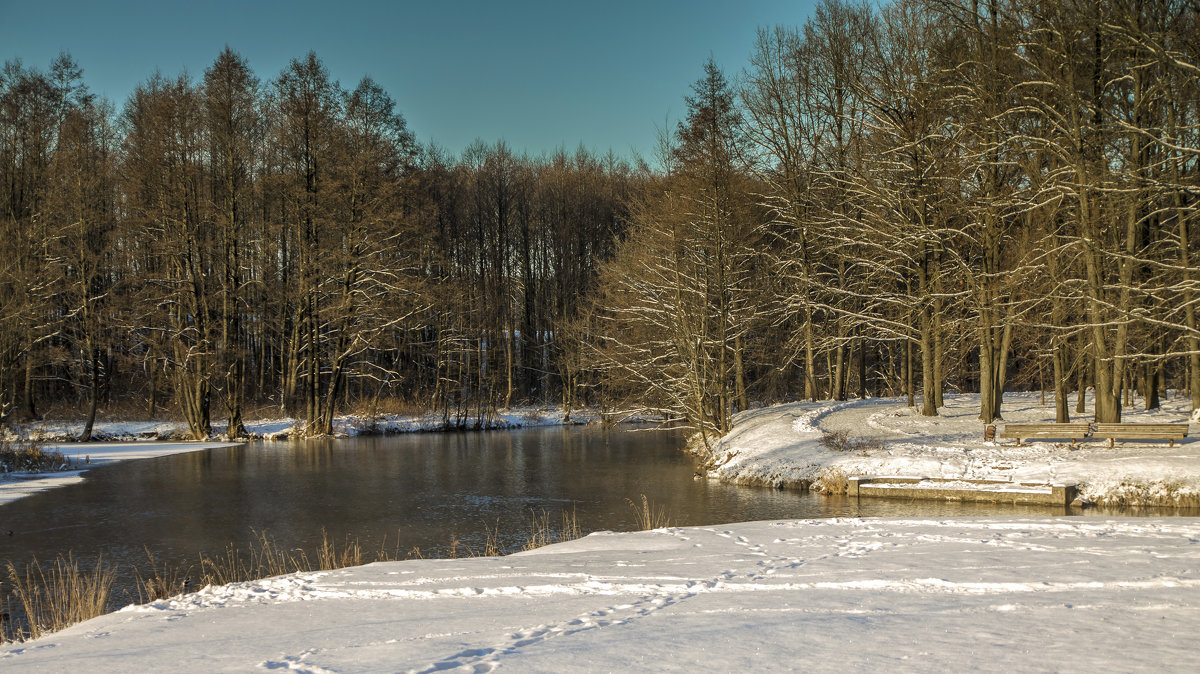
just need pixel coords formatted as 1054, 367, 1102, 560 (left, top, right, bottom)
708, 393, 1200, 508
0, 442, 237, 506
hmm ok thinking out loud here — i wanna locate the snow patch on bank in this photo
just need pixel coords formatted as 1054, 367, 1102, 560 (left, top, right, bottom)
11, 406, 624, 443
712, 392, 1200, 505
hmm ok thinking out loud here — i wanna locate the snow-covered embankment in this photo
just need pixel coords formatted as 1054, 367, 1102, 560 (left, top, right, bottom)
709, 393, 1200, 507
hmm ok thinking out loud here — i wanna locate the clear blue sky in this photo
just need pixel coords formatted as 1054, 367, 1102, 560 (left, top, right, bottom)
2, 0, 817, 161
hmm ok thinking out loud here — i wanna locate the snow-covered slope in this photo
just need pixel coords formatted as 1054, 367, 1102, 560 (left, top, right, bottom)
4, 517, 1198, 671
712, 392, 1200, 506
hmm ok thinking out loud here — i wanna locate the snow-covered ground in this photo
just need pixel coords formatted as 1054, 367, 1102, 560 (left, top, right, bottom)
4, 392, 1200, 669
13, 407, 604, 442
712, 392, 1200, 506
4, 517, 1199, 671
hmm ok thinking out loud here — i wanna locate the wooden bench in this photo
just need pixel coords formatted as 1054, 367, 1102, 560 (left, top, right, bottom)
1090, 423, 1189, 448
998, 423, 1092, 446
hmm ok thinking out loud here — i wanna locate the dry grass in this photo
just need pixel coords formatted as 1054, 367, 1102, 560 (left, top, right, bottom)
346, 396, 429, 421
522, 511, 552, 551
3, 554, 116, 641
1082, 480, 1200, 509
520, 507, 582, 552
520, 408, 547, 424
626, 494, 672, 530
316, 532, 363, 570
0, 513, 595, 643
473, 522, 504, 557
0, 438, 71, 473
820, 430, 885, 454
135, 548, 195, 603
370, 532, 407, 563
197, 529, 369, 587
558, 507, 582, 542
817, 467, 850, 495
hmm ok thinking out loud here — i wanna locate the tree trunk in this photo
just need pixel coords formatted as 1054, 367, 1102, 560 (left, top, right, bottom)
832, 342, 846, 401
804, 306, 818, 401
78, 348, 99, 442
857, 336, 867, 398
734, 334, 747, 412
23, 349, 37, 420
1145, 361, 1159, 411
1076, 359, 1088, 416
1053, 342, 1070, 423
905, 337, 915, 408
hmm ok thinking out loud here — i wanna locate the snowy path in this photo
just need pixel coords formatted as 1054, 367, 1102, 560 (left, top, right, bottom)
4, 518, 1198, 671
713, 393, 1200, 504
811, 397, 908, 440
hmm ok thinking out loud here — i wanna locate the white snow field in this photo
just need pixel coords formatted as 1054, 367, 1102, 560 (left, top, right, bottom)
3, 517, 1199, 672
712, 392, 1200, 506
3, 392, 1199, 670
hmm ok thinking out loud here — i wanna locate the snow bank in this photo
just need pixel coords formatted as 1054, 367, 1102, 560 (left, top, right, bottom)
713, 392, 1200, 506
4, 517, 1198, 671
13, 406, 613, 443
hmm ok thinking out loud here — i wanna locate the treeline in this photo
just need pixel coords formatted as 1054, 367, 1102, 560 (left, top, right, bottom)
3, 0, 1199, 445
588, 0, 1200, 449
0, 49, 633, 438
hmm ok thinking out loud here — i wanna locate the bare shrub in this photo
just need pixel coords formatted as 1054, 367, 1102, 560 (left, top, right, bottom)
0, 438, 71, 474
820, 430, 884, 453
817, 467, 849, 495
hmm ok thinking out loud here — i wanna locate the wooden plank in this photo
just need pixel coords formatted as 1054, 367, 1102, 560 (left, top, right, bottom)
998, 423, 1090, 446
1090, 422, 1188, 448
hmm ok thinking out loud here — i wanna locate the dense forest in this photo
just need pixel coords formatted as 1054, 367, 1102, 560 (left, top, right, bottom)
2, 0, 1198, 450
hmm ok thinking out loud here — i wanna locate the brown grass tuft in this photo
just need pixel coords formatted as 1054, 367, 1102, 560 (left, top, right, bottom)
626, 494, 671, 530
135, 548, 195, 603
3, 554, 115, 641
0, 438, 70, 474
817, 467, 850, 494
521, 507, 582, 551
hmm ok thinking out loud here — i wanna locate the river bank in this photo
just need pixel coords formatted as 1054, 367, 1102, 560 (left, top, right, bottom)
9, 406, 610, 442
7, 392, 1199, 508
710, 392, 1200, 507
4, 516, 1198, 671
